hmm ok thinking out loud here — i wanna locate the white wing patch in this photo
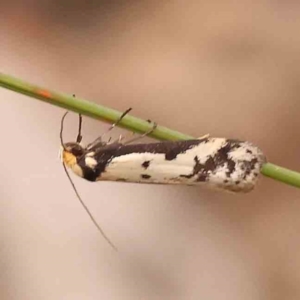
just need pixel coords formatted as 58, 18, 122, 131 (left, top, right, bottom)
100, 152, 195, 183
85, 157, 98, 169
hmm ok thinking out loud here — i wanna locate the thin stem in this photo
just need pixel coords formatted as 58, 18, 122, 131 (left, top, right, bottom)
0, 73, 191, 141
1, 72, 300, 189
261, 163, 300, 188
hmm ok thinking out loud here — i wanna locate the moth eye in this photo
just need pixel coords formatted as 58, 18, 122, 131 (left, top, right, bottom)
71, 146, 84, 156
65, 143, 84, 157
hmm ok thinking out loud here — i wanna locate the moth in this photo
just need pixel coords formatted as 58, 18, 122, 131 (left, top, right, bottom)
60, 109, 266, 248
61, 110, 266, 193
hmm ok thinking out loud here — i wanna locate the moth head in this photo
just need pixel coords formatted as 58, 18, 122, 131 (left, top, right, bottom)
61, 142, 85, 168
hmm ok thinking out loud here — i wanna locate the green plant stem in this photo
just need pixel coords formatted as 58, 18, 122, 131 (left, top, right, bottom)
0, 73, 191, 141
1, 72, 300, 189
261, 163, 300, 188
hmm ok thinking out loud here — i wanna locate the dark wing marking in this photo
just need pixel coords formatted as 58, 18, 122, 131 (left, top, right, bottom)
141, 161, 150, 169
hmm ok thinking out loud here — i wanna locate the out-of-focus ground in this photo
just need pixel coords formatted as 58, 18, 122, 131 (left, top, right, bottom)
1, 1, 300, 299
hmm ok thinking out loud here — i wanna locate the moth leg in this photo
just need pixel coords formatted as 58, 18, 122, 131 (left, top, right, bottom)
76, 114, 83, 143
107, 131, 135, 145
123, 122, 157, 145
87, 108, 132, 150
112, 134, 125, 144
69, 95, 83, 144
104, 107, 132, 135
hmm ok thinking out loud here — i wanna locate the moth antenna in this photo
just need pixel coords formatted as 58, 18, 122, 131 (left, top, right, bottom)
60, 112, 69, 150
62, 163, 117, 251
87, 107, 132, 150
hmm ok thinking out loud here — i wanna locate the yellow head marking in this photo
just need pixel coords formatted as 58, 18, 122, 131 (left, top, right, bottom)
63, 150, 77, 167
62, 149, 84, 177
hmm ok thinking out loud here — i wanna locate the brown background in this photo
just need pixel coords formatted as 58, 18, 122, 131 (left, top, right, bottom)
1, 1, 300, 299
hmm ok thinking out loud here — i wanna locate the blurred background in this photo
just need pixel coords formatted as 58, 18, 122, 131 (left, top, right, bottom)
1, 0, 300, 299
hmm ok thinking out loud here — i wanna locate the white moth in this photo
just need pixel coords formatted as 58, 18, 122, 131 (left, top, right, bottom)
62, 137, 266, 193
